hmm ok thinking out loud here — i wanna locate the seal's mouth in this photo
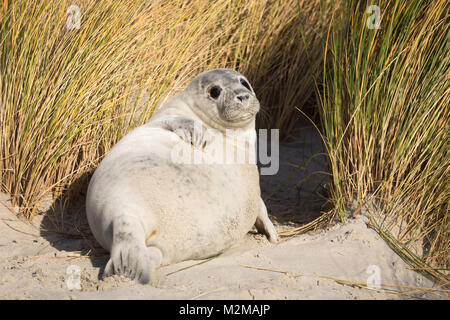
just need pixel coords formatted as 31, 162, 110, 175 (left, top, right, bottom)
219, 101, 260, 124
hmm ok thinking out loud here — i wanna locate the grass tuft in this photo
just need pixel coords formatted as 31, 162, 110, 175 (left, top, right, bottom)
319, 0, 449, 284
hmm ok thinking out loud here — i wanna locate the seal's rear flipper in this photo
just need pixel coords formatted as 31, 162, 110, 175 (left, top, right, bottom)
104, 215, 156, 284
254, 198, 279, 243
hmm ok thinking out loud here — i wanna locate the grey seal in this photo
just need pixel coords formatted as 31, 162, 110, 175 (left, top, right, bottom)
86, 69, 278, 284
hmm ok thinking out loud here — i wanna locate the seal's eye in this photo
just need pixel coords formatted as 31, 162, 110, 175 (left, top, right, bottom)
240, 78, 251, 91
209, 85, 222, 99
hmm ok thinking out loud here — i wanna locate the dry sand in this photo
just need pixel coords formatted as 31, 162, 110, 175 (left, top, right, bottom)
0, 124, 446, 300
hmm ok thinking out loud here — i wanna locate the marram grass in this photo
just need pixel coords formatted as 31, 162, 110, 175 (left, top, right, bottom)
0, 0, 326, 219
320, 0, 449, 284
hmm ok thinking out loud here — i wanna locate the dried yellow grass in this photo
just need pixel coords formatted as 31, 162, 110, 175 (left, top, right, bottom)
0, 0, 327, 220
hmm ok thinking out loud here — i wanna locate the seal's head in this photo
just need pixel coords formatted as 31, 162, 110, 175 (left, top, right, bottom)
183, 69, 260, 129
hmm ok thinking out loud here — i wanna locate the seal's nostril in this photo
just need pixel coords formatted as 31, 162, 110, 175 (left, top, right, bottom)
237, 94, 249, 102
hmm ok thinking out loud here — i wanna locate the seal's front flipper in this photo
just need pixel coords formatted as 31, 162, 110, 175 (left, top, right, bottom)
161, 116, 210, 150
254, 198, 279, 243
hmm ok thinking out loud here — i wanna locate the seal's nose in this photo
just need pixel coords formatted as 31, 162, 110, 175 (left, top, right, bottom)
236, 94, 250, 102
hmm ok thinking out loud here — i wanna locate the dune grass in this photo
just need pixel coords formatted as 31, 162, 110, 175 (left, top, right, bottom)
0, 0, 325, 220
319, 0, 449, 284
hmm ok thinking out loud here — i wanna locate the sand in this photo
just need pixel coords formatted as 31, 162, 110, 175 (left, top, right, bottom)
0, 124, 446, 300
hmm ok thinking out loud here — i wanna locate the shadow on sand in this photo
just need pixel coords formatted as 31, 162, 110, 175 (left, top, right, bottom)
39, 171, 109, 280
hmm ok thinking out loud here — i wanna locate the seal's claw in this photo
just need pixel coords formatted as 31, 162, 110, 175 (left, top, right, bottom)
193, 126, 210, 150
104, 257, 114, 278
